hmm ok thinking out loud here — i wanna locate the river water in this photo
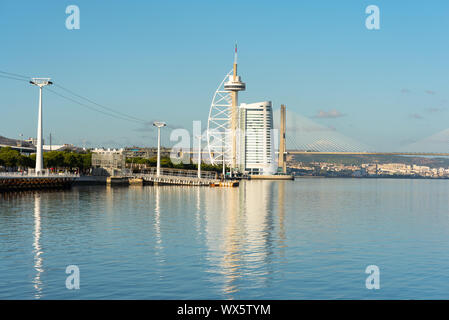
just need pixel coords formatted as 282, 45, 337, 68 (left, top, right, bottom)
1, 179, 449, 299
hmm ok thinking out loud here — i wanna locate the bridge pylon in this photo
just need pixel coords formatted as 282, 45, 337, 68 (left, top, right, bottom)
278, 104, 287, 174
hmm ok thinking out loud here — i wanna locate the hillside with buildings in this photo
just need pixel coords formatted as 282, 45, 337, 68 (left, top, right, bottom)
290, 154, 449, 168
288, 154, 449, 178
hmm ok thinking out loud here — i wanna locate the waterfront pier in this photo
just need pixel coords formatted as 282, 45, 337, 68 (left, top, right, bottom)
136, 174, 218, 186
0, 173, 78, 192
133, 167, 223, 186
0, 168, 238, 191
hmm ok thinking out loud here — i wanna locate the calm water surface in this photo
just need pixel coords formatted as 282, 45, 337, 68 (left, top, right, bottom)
1, 179, 449, 299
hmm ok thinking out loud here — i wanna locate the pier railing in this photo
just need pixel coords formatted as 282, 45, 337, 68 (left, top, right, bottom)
143, 167, 218, 180
0, 172, 80, 178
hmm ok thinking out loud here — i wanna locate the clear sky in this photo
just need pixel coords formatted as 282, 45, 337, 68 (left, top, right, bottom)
0, 0, 448, 151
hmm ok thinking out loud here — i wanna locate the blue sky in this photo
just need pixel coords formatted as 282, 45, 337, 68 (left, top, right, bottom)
0, 0, 448, 151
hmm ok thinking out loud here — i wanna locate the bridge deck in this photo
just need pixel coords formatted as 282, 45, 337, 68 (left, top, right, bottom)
287, 151, 449, 156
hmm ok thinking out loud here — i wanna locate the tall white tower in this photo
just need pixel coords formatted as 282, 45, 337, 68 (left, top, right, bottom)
223, 44, 246, 171
30, 78, 52, 174
239, 101, 276, 175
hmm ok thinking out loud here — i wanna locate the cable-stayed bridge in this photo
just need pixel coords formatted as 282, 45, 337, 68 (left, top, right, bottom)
273, 109, 449, 157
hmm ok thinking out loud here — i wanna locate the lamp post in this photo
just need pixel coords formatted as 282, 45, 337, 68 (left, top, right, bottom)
30, 78, 52, 174
196, 135, 202, 179
153, 121, 166, 177
222, 136, 226, 179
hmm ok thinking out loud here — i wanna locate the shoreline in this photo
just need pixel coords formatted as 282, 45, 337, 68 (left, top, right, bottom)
2, 174, 448, 193
294, 175, 449, 180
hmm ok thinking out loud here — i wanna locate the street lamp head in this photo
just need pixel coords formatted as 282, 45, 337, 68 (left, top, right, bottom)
153, 121, 167, 128
30, 78, 52, 87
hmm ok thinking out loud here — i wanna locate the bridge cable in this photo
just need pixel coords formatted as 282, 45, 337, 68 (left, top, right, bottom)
0, 74, 29, 83
52, 83, 145, 123
0, 69, 147, 124
46, 87, 145, 124
0, 70, 30, 79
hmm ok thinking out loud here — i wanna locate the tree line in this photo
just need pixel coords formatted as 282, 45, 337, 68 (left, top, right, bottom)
0, 147, 91, 172
0, 147, 222, 174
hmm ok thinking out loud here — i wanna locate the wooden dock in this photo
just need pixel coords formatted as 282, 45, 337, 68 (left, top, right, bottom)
134, 174, 219, 186
131, 168, 237, 187
210, 181, 239, 187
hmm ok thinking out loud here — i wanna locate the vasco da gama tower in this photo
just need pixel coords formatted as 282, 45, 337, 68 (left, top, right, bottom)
207, 46, 277, 175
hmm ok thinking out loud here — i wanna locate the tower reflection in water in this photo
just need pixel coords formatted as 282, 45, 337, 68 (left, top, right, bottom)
33, 193, 43, 299
26, 181, 287, 299
204, 180, 284, 298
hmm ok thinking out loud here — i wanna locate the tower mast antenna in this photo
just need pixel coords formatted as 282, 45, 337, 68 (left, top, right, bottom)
224, 43, 246, 172
233, 43, 238, 80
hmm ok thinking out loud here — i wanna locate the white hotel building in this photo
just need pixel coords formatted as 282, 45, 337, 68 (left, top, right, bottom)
238, 101, 277, 175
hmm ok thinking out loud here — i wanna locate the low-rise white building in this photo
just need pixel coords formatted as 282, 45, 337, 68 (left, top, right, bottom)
91, 148, 126, 176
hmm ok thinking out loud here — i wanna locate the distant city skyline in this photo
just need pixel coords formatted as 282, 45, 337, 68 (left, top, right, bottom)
0, 1, 448, 151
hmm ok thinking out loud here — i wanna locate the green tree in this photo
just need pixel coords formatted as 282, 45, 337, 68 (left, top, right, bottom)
64, 152, 78, 169
81, 152, 92, 171
18, 154, 34, 168
44, 151, 65, 168
0, 147, 20, 168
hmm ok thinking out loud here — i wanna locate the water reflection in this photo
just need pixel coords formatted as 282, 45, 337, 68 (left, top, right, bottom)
243, 181, 276, 290
33, 193, 43, 299
22, 182, 286, 299
153, 186, 167, 271
277, 181, 286, 254
204, 181, 281, 298
195, 187, 203, 240
154, 187, 162, 250
2, 179, 449, 299
222, 186, 243, 295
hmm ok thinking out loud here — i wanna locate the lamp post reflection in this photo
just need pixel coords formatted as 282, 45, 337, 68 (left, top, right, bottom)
195, 187, 203, 239
154, 187, 164, 261
33, 193, 43, 299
